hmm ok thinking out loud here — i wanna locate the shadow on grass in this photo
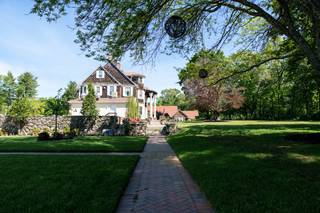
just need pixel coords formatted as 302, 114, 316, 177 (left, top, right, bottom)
0, 136, 147, 152
168, 122, 320, 213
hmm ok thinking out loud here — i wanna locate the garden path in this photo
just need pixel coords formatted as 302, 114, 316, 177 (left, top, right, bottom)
116, 135, 213, 213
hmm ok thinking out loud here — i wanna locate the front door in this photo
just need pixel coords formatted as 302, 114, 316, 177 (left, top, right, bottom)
102, 86, 107, 98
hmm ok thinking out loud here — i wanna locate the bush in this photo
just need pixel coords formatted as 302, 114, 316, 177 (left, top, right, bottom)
52, 132, 64, 140
32, 128, 41, 136
0, 128, 6, 136
63, 129, 78, 139
43, 127, 52, 135
38, 132, 50, 141
63, 126, 70, 135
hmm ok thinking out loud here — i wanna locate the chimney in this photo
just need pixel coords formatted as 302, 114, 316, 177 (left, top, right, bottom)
116, 62, 122, 70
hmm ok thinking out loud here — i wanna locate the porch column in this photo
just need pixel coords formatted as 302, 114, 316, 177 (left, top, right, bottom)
144, 97, 148, 119
153, 95, 157, 119
149, 93, 153, 119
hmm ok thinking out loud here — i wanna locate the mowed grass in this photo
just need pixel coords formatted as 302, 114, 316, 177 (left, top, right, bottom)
0, 155, 138, 212
168, 121, 320, 213
0, 136, 147, 152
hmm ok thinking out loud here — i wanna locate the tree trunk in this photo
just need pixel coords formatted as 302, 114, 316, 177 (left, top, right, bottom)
55, 114, 58, 134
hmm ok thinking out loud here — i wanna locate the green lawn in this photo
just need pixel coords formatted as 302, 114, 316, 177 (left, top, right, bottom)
0, 136, 147, 152
168, 121, 320, 213
0, 155, 138, 212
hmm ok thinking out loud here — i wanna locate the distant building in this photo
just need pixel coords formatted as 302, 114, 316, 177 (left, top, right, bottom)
69, 60, 157, 119
156, 105, 198, 121
173, 110, 199, 121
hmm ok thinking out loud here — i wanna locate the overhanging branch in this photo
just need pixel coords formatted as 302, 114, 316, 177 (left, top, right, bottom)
211, 52, 303, 85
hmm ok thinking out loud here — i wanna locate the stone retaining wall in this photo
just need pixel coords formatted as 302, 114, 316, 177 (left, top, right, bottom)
0, 115, 117, 136
0, 115, 147, 136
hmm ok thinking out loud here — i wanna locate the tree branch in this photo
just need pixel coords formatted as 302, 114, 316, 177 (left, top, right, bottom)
211, 52, 303, 85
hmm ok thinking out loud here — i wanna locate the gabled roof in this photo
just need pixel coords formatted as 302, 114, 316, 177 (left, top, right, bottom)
82, 60, 136, 86
103, 60, 136, 85
156, 106, 179, 117
180, 110, 199, 119
83, 67, 118, 84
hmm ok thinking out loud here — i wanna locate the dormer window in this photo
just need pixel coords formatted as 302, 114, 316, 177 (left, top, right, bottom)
96, 70, 105, 78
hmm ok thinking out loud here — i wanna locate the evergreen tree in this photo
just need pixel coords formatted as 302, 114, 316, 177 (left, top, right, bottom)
81, 82, 98, 118
62, 81, 78, 101
16, 72, 38, 98
126, 97, 139, 119
1, 71, 17, 107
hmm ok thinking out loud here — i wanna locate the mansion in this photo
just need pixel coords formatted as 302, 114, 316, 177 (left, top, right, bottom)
69, 60, 157, 119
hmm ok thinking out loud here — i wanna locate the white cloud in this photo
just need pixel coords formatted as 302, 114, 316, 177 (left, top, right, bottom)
0, 60, 26, 75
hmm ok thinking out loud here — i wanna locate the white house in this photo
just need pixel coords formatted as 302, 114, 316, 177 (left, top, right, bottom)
69, 60, 157, 119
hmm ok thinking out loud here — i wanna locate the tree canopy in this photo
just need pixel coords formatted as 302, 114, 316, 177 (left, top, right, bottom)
32, 0, 320, 82
157, 88, 190, 110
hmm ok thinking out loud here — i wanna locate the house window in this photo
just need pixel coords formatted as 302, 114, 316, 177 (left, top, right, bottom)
83, 86, 87, 94
96, 86, 101, 95
108, 85, 116, 96
138, 90, 144, 99
124, 87, 131, 96
96, 70, 104, 78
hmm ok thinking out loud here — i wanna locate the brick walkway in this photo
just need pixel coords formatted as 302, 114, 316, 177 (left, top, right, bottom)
117, 135, 213, 213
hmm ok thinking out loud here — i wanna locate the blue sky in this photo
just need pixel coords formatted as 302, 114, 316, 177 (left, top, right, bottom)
0, 0, 234, 97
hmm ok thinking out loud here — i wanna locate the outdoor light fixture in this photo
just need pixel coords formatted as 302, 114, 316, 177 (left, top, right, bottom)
197, 56, 210, 79
165, 15, 187, 38
199, 69, 208, 78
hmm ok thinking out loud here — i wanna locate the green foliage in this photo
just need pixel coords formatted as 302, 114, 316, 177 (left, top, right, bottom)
81, 82, 98, 118
126, 97, 139, 119
7, 98, 34, 131
16, 72, 38, 98
45, 97, 69, 117
180, 48, 320, 120
157, 88, 191, 110
32, 127, 41, 136
62, 81, 78, 101
179, 50, 245, 120
0, 72, 17, 113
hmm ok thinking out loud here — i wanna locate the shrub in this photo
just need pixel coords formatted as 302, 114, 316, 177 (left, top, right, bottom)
43, 127, 52, 135
38, 132, 50, 141
63, 126, 71, 134
0, 128, 6, 136
52, 132, 64, 140
32, 127, 41, 136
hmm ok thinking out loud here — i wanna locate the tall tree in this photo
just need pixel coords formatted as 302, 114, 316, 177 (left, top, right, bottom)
32, 1, 320, 82
180, 50, 244, 120
157, 88, 190, 109
81, 82, 98, 118
46, 89, 70, 134
1, 71, 17, 107
16, 72, 38, 98
7, 98, 34, 134
62, 81, 78, 101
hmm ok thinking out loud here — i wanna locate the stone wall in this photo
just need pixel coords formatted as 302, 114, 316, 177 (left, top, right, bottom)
127, 122, 147, 136
0, 115, 118, 136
